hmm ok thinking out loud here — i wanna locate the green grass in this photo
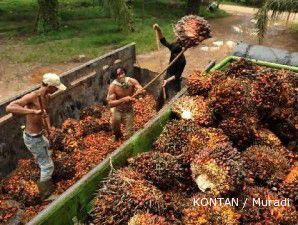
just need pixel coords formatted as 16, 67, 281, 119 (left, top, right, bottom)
290, 23, 298, 33
0, 0, 229, 64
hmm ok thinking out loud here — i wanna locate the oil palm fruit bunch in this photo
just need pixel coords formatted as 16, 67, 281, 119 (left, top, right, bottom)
242, 145, 291, 187
183, 127, 230, 164
190, 143, 243, 196
225, 58, 258, 80
52, 151, 76, 182
208, 78, 253, 120
80, 104, 103, 120
251, 69, 284, 118
186, 70, 212, 97
128, 151, 187, 190
174, 15, 211, 48
128, 213, 171, 225
172, 96, 213, 127
49, 128, 66, 151
219, 115, 257, 150
91, 168, 169, 225
253, 128, 283, 148
238, 186, 297, 225
79, 116, 107, 137
0, 195, 20, 224
279, 164, 298, 205
153, 120, 200, 156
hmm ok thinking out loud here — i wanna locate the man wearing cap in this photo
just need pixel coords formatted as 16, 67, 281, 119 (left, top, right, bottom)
107, 67, 145, 141
6, 73, 66, 200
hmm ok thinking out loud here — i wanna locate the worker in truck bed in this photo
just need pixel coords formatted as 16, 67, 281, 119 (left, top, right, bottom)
6, 73, 66, 200
153, 23, 187, 110
107, 67, 145, 141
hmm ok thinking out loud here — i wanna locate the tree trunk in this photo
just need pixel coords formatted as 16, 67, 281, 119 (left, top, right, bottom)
37, 0, 60, 32
186, 0, 202, 14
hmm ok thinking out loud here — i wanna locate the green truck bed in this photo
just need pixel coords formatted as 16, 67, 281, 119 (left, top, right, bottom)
27, 56, 298, 225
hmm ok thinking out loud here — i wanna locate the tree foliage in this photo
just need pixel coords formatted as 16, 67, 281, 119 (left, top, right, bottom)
256, 0, 298, 43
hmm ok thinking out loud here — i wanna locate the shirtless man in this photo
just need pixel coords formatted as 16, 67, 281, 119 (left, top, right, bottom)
6, 73, 66, 200
107, 67, 145, 141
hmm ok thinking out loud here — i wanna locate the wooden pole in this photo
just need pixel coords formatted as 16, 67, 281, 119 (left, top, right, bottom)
155, 29, 160, 50
38, 95, 50, 137
133, 47, 186, 98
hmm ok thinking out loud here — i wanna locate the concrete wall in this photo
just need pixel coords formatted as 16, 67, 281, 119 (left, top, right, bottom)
0, 43, 144, 177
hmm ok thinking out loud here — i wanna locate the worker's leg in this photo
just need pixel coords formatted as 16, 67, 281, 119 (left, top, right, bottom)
23, 133, 54, 182
124, 110, 135, 138
110, 108, 123, 140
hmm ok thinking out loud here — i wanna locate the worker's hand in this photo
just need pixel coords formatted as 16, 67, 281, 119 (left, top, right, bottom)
122, 96, 136, 103
32, 109, 42, 115
135, 88, 146, 96
162, 79, 168, 87
153, 24, 160, 31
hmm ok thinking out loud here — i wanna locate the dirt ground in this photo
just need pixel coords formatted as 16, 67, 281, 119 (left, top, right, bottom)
1, 5, 297, 102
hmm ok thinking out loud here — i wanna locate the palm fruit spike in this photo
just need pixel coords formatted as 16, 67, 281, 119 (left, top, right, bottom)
183, 127, 231, 164
225, 58, 258, 80
172, 96, 213, 127
279, 164, 298, 205
190, 143, 243, 196
186, 70, 212, 97
238, 186, 297, 225
182, 195, 240, 225
242, 145, 291, 187
128, 152, 188, 190
80, 104, 103, 120
219, 115, 257, 150
208, 78, 253, 120
174, 15, 211, 48
79, 116, 109, 137
128, 213, 170, 225
153, 120, 200, 156
91, 168, 169, 225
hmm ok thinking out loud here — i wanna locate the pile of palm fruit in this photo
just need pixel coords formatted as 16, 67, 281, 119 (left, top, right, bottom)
91, 58, 297, 225
0, 95, 156, 224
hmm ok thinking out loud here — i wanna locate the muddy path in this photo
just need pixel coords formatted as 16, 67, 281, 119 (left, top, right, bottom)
1, 9, 298, 102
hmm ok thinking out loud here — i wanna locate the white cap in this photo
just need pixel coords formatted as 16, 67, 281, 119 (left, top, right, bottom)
42, 73, 66, 91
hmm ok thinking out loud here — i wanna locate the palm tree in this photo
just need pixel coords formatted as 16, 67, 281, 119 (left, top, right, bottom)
255, 0, 298, 43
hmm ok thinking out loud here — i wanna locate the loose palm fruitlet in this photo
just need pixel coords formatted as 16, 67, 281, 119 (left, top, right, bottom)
208, 78, 253, 120
128, 213, 170, 225
172, 96, 213, 126
153, 120, 200, 156
91, 168, 169, 225
279, 164, 298, 205
182, 197, 240, 225
238, 186, 297, 225
242, 145, 291, 187
80, 104, 103, 120
128, 151, 188, 190
219, 115, 258, 150
190, 143, 243, 196
174, 15, 211, 48
183, 127, 230, 164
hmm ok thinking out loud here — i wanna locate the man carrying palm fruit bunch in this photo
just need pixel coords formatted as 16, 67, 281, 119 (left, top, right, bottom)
153, 15, 211, 110
107, 67, 145, 141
